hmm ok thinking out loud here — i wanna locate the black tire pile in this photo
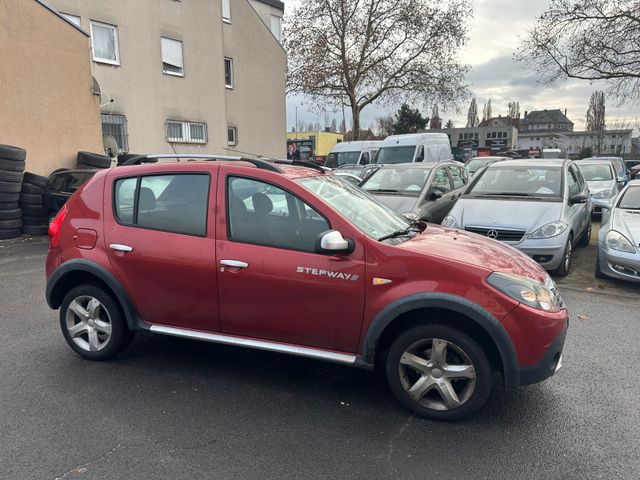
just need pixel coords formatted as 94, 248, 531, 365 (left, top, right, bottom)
77, 151, 111, 170
19, 172, 49, 236
0, 145, 26, 240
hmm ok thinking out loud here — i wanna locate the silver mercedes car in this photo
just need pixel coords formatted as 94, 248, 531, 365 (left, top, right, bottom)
443, 159, 592, 276
596, 180, 640, 283
575, 159, 620, 214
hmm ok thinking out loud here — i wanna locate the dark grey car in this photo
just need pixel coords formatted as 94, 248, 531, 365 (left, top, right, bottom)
359, 162, 468, 223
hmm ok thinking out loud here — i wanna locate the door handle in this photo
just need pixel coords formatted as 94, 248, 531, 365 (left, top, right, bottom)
110, 244, 133, 253
220, 260, 249, 268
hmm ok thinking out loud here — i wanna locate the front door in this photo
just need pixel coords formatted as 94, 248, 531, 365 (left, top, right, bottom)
103, 170, 220, 331
215, 170, 366, 353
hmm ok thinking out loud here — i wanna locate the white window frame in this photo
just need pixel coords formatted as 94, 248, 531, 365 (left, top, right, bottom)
161, 37, 184, 77
224, 57, 234, 88
228, 126, 238, 146
222, 0, 231, 23
166, 120, 208, 144
270, 15, 282, 42
60, 13, 81, 27
90, 21, 120, 66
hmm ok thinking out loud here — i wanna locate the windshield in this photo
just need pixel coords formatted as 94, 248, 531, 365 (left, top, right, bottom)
619, 186, 640, 209
326, 152, 360, 168
361, 167, 431, 195
374, 146, 416, 164
577, 164, 613, 181
466, 159, 490, 174
297, 175, 410, 239
470, 166, 562, 197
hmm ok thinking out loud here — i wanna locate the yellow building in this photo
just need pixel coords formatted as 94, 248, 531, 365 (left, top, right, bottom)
287, 131, 344, 164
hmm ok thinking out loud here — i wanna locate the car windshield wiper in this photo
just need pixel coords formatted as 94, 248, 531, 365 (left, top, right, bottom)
479, 192, 537, 197
367, 188, 400, 193
378, 221, 422, 241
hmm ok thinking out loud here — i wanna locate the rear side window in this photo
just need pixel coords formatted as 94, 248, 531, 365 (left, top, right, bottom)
114, 173, 210, 236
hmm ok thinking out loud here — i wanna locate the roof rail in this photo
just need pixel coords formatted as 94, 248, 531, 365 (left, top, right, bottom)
120, 154, 281, 172
272, 159, 327, 173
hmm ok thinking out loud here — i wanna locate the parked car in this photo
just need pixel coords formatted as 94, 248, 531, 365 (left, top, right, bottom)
575, 159, 620, 214
465, 156, 507, 178
43, 168, 98, 223
332, 164, 380, 182
585, 156, 628, 184
46, 154, 568, 421
333, 171, 363, 187
359, 162, 468, 223
596, 180, 640, 283
443, 159, 591, 276
373, 133, 452, 165
325, 141, 382, 169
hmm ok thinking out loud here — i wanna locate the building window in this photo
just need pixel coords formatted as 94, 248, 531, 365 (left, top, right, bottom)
224, 58, 234, 88
60, 13, 81, 27
222, 0, 231, 22
228, 126, 238, 146
90, 21, 120, 65
101, 114, 128, 153
161, 37, 184, 76
270, 15, 282, 42
166, 120, 208, 144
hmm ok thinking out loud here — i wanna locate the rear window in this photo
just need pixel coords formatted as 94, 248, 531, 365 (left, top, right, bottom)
49, 172, 94, 193
114, 173, 210, 236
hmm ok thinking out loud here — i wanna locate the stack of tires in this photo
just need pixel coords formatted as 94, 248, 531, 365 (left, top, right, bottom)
19, 172, 49, 236
0, 145, 26, 240
77, 151, 111, 170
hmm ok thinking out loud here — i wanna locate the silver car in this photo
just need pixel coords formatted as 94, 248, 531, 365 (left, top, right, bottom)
596, 180, 640, 283
575, 159, 620, 214
443, 159, 592, 276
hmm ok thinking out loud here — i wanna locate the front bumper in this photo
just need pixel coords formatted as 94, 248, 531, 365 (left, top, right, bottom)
597, 245, 640, 283
518, 328, 566, 385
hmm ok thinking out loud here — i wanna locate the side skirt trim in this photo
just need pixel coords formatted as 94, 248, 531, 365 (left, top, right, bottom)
149, 325, 357, 364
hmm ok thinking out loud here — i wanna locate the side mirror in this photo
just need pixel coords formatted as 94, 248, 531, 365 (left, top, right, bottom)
570, 192, 589, 204
316, 230, 354, 255
429, 190, 444, 200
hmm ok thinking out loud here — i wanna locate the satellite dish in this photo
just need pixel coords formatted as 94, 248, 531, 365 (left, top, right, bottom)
103, 135, 118, 159
91, 76, 101, 98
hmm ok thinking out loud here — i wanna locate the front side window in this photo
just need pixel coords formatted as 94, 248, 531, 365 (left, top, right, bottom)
432, 167, 452, 194
227, 177, 329, 252
90, 21, 120, 65
101, 114, 128, 153
224, 58, 234, 88
567, 167, 581, 197
114, 174, 210, 236
450, 166, 466, 188
161, 37, 184, 76
166, 120, 208, 144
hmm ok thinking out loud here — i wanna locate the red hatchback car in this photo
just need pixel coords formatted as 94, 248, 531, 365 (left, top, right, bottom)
46, 155, 568, 421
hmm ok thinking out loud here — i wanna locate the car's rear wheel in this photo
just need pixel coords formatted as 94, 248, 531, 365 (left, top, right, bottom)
385, 324, 491, 421
553, 235, 573, 277
60, 285, 134, 360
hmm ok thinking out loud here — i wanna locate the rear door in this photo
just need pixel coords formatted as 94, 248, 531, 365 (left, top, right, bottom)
103, 168, 220, 331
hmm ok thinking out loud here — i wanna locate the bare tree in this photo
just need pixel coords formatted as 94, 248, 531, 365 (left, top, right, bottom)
284, 0, 471, 140
507, 101, 520, 119
466, 98, 479, 127
586, 91, 606, 154
516, 0, 640, 103
376, 115, 396, 136
330, 118, 338, 133
482, 99, 492, 122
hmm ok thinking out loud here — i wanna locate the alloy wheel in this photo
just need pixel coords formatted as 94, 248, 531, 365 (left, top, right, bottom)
564, 240, 572, 271
65, 295, 112, 352
398, 338, 476, 411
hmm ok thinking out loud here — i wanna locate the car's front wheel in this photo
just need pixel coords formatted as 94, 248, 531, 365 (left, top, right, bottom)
60, 285, 133, 360
385, 324, 491, 421
553, 235, 573, 277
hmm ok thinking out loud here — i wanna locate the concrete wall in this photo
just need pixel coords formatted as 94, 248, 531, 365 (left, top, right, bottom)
0, 0, 103, 175
48, 0, 286, 158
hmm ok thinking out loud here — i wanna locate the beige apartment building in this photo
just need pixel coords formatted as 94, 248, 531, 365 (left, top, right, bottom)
46, 0, 287, 158
0, 0, 103, 175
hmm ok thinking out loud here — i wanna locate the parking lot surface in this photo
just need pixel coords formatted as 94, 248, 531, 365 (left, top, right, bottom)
1, 234, 639, 479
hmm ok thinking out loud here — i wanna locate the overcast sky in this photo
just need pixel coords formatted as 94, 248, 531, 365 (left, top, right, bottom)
284, 0, 637, 132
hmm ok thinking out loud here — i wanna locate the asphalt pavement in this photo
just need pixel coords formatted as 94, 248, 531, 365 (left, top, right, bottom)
0, 235, 639, 479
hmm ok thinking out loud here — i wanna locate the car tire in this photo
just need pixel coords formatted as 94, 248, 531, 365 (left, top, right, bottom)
0, 201, 19, 211
578, 220, 592, 247
0, 228, 21, 240
18, 193, 43, 206
0, 144, 27, 162
594, 252, 606, 279
0, 159, 26, 172
22, 172, 48, 188
0, 170, 24, 183
59, 285, 135, 361
22, 215, 47, 226
20, 183, 45, 195
0, 208, 21, 221
385, 324, 491, 421
76, 151, 111, 169
22, 225, 48, 236
0, 181, 22, 194
553, 235, 573, 277
0, 192, 19, 203
0, 218, 22, 230
21, 205, 47, 217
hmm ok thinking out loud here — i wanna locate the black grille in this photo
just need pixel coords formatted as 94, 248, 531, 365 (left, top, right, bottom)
465, 227, 525, 242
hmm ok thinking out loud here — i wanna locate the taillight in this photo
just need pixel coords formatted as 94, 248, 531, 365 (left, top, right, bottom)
48, 205, 68, 250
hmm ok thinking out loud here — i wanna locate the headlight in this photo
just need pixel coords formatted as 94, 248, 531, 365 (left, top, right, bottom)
402, 212, 419, 221
606, 230, 636, 253
593, 189, 614, 199
528, 221, 568, 239
442, 215, 459, 228
487, 272, 564, 312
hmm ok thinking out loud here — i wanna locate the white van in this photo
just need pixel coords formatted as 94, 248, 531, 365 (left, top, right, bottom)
325, 141, 383, 169
373, 133, 452, 164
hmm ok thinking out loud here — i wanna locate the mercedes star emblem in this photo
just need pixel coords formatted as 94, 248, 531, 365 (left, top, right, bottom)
487, 229, 499, 239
